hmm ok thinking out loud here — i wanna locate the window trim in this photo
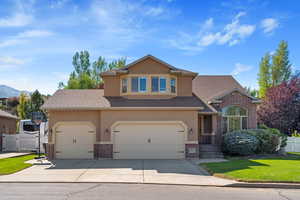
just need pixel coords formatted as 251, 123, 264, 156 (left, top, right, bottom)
170, 78, 176, 93
121, 78, 128, 93
120, 74, 177, 95
222, 106, 248, 133
139, 77, 147, 92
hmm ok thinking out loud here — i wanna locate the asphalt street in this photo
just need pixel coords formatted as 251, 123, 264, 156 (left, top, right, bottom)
0, 183, 299, 200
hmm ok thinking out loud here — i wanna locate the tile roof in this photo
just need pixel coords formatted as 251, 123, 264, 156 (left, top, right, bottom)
42, 89, 210, 110
192, 75, 247, 102
0, 110, 18, 119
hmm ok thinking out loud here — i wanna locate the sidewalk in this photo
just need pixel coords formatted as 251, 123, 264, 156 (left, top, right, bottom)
0, 152, 30, 159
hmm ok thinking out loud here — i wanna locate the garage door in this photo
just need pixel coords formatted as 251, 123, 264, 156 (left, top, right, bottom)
55, 123, 95, 159
113, 122, 185, 159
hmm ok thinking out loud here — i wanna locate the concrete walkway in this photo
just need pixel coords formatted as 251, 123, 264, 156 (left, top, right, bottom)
0, 152, 30, 159
0, 159, 236, 186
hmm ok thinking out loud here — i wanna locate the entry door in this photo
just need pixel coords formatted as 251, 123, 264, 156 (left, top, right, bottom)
113, 122, 185, 159
55, 123, 95, 159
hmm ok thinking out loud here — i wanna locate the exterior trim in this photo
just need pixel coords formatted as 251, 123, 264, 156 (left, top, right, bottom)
45, 107, 204, 111
185, 141, 198, 144
97, 141, 113, 144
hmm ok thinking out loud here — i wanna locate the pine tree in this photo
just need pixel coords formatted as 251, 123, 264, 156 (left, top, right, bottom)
258, 53, 271, 98
271, 40, 292, 86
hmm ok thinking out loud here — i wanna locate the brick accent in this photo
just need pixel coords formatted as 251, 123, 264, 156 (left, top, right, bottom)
185, 144, 199, 158
94, 144, 113, 159
46, 144, 55, 160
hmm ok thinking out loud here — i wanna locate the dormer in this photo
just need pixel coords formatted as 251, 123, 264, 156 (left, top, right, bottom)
101, 55, 198, 98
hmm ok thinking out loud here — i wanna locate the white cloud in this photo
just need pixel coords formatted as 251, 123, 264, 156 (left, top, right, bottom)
0, 13, 33, 27
231, 63, 253, 75
0, 30, 54, 48
145, 7, 165, 17
169, 12, 256, 53
261, 18, 279, 33
17, 30, 54, 38
0, 56, 26, 71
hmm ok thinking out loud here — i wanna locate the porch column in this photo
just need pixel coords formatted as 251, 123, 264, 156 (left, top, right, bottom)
212, 115, 217, 144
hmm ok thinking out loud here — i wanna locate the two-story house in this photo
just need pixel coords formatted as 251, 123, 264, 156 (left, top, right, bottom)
42, 55, 259, 160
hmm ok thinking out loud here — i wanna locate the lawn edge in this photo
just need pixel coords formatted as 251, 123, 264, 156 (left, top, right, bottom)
200, 163, 300, 184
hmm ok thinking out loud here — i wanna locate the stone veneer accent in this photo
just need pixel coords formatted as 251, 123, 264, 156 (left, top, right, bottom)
94, 144, 113, 159
185, 144, 199, 158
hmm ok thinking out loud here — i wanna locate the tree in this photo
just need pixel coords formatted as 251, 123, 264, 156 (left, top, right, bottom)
61, 51, 126, 89
257, 53, 271, 98
245, 87, 259, 98
30, 90, 44, 112
17, 93, 30, 119
257, 75, 300, 135
271, 40, 292, 86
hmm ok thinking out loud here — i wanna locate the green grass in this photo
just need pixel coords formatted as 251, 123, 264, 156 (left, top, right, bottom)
201, 153, 300, 183
0, 154, 36, 175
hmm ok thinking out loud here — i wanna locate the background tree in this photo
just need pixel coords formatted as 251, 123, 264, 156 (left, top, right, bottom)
61, 51, 126, 89
257, 41, 292, 98
245, 87, 259, 98
271, 40, 292, 86
17, 93, 30, 119
257, 53, 271, 98
258, 75, 300, 135
30, 90, 44, 112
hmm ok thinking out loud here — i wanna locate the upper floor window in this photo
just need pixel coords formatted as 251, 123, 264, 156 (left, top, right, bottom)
159, 77, 166, 92
170, 78, 176, 93
122, 75, 176, 95
222, 106, 248, 133
131, 77, 147, 93
121, 78, 128, 93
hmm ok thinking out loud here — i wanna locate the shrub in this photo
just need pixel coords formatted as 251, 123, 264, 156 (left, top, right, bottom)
222, 131, 259, 156
246, 129, 281, 153
259, 125, 287, 148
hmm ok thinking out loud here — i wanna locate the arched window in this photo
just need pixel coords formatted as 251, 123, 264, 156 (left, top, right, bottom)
222, 106, 248, 133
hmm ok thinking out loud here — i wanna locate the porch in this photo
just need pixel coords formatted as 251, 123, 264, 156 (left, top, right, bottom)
198, 114, 223, 158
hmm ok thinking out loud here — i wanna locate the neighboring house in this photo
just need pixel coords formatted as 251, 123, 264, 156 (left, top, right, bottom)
0, 110, 18, 151
42, 55, 259, 160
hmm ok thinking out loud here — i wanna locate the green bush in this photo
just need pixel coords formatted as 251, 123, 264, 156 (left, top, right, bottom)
259, 125, 287, 148
222, 131, 259, 156
246, 129, 280, 153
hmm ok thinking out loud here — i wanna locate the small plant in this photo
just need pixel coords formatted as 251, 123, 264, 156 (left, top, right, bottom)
292, 130, 300, 137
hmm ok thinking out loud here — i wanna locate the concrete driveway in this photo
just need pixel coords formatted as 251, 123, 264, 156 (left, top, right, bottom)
0, 160, 235, 186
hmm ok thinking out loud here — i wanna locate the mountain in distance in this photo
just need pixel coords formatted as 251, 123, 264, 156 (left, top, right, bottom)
0, 85, 31, 98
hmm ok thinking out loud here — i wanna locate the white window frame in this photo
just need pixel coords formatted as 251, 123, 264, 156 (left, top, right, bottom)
222, 106, 248, 133
121, 78, 128, 93
170, 78, 176, 93
159, 77, 167, 93
139, 77, 147, 92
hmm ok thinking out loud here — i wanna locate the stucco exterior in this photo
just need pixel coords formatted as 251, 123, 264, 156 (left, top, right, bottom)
43, 55, 259, 160
0, 116, 18, 134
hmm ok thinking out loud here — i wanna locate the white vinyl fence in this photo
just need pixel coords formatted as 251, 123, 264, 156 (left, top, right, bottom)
2, 122, 48, 153
285, 137, 300, 152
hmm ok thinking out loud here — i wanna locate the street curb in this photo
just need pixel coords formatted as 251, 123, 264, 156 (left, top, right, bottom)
0, 181, 299, 189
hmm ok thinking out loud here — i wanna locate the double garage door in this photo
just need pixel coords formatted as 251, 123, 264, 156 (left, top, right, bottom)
55, 122, 185, 159
113, 122, 185, 159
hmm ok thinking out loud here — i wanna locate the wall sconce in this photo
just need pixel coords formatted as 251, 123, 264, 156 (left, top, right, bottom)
105, 128, 110, 134
188, 128, 193, 135
49, 128, 53, 134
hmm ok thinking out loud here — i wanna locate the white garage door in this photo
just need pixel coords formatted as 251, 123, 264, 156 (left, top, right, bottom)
55, 123, 95, 159
113, 122, 185, 159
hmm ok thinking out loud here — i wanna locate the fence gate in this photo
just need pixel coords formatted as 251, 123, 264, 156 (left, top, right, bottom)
2, 134, 18, 152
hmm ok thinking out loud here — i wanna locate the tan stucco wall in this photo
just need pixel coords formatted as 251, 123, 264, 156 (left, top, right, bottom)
0, 117, 17, 134
128, 58, 170, 74
103, 76, 120, 96
100, 110, 198, 142
48, 110, 101, 143
177, 76, 193, 96
102, 57, 194, 97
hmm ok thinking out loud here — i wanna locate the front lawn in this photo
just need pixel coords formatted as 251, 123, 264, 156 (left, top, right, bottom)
0, 154, 36, 175
201, 153, 300, 183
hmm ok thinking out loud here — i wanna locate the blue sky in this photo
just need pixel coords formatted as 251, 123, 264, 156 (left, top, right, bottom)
0, 0, 299, 94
